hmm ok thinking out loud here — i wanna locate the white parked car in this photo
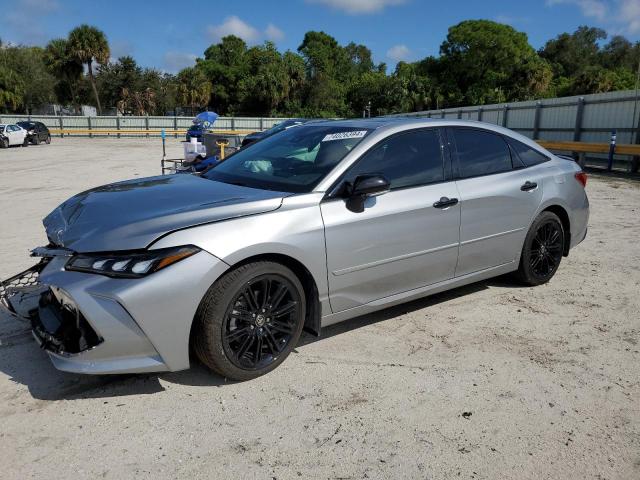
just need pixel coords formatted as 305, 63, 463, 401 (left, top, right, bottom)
0, 124, 29, 148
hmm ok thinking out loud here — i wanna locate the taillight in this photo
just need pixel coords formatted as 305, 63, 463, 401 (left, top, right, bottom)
575, 172, 587, 188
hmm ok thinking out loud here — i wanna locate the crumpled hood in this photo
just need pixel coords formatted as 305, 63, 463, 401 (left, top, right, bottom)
43, 174, 286, 252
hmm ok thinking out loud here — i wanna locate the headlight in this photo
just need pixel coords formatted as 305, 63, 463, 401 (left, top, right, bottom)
65, 245, 200, 278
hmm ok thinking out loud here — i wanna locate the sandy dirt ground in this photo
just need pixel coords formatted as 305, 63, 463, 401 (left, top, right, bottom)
0, 138, 638, 479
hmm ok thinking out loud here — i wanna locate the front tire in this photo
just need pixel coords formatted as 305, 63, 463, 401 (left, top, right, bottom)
193, 261, 306, 381
0, 138, 8, 148
516, 211, 565, 286
22, 137, 29, 147
31, 135, 40, 145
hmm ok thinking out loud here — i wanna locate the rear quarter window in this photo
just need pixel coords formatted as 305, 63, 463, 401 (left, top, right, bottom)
507, 138, 550, 167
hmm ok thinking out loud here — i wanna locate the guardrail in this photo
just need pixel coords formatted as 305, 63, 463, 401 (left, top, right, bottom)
0, 114, 291, 136
537, 140, 640, 172
48, 128, 256, 137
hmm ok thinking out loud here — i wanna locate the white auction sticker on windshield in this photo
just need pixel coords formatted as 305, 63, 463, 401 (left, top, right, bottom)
322, 130, 367, 142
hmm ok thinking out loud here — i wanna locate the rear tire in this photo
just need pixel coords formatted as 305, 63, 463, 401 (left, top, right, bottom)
516, 211, 565, 286
45, 134, 51, 144
193, 261, 306, 381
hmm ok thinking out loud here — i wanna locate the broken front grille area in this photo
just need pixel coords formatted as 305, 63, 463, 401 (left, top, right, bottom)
33, 287, 103, 355
2, 260, 103, 355
0, 261, 49, 319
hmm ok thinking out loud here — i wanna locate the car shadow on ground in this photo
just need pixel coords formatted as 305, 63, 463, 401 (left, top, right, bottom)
0, 274, 518, 401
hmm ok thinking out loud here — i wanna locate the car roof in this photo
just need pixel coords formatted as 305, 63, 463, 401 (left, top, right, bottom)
307, 117, 525, 129
306, 117, 540, 145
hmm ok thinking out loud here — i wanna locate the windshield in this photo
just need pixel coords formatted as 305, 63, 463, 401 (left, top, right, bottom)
203, 125, 371, 193
266, 119, 302, 135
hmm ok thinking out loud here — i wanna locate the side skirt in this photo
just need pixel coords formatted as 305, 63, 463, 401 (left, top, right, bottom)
320, 261, 517, 328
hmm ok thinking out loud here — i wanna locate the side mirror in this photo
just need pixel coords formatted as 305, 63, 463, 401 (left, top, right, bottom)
351, 174, 390, 197
345, 174, 390, 213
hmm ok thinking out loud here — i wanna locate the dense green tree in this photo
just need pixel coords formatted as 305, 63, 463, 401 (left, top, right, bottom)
437, 20, 552, 106
199, 35, 250, 114
540, 26, 607, 78
68, 24, 110, 114
0, 65, 25, 112
570, 66, 636, 95
97, 56, 143, 110
239, 42, 291, 115
297, 31, 351, 116
0, 45, 55, 113
3, 22, 640, 117
600, 36, 640, 72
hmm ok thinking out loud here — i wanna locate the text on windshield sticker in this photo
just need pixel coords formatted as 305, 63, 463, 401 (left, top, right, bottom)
322, 131, 367, 142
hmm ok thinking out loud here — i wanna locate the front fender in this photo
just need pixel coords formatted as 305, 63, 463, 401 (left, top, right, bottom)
151, 194, 330, 315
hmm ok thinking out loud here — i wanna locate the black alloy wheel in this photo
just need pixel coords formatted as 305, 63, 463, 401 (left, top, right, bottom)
516, 211, 565, 286
194, 261, 306, 380
222, 274, 301, 370
530, 220, 563, 279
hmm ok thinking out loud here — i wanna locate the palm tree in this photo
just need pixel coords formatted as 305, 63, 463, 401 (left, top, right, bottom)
67, 25, 110, 114
43, 38, 83, 111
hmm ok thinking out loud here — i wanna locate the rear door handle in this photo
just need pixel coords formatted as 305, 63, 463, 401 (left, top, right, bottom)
433, 197, 459, 209
521, 181, 538, 192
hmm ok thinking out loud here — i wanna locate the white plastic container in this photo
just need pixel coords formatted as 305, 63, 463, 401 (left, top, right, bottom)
182, 141, 206, 162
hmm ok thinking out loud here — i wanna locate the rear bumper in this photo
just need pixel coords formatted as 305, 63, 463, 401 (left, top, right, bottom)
570, 192, 589, 250
1, 250, 230, 374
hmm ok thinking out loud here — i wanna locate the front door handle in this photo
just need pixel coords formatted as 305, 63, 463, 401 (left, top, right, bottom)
433, 197, 459, 209
521, 181, 538, 192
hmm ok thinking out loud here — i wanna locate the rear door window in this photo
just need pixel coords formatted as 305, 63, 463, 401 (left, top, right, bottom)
451, 128, 513, 178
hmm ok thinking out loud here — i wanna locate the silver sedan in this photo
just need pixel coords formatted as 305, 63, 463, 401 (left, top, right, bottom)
0, 118, 589, 380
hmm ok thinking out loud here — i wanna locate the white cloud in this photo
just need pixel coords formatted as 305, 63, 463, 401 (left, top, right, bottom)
163, 51, 197, 73
207, 15, 261, 43
619, 0, 640, 33
547, 0, 640, 35
307, 0, 407, 14
546, 0, 607, 20
265, 23, 285, 42
387, 44, 411, 62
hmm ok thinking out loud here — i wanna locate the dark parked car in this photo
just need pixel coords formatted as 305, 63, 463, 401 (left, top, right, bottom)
241, 118, 310, 147
17, 121, 51, 145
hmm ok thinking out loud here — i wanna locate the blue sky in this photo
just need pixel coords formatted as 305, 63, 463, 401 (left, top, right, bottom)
2, 0, 639, 73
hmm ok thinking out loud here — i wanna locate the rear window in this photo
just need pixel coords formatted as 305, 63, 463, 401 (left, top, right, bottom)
452, 128, 513, 178
507, 139, 549, 167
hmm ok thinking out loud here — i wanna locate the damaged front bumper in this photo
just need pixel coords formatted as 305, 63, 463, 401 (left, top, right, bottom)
1, 254, 103, 357
1, 246, 229, 374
